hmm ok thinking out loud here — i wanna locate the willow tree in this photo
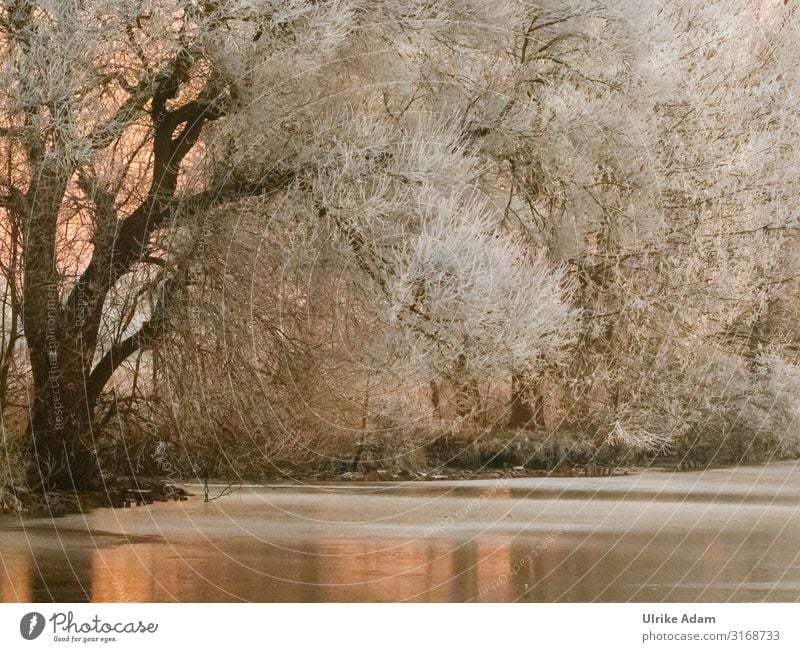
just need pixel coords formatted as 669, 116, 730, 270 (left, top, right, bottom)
0, 0, 364, 490
0, 0, 585, 490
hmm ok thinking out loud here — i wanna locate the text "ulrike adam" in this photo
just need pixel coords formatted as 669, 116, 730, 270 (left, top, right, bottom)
643, 613, 716, 624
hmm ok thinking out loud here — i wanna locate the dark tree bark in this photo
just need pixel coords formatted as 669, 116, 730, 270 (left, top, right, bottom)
429, 379, 442, 418
453, 354, 480, 418
508, 372, 544, 429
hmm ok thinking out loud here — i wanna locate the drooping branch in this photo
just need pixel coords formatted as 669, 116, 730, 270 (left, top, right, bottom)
75, 166, 300, 401
84, 314, 160, 407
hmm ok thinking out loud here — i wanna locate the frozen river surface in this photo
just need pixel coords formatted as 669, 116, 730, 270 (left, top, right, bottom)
2, 463, 800, 602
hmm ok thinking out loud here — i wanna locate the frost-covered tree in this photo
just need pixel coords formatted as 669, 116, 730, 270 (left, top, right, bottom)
500, 0, 800, 456
0, 0, 365, 489
2, 0, 799, 494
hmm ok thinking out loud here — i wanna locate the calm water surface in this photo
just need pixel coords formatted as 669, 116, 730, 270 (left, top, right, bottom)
2, 463, 800, 602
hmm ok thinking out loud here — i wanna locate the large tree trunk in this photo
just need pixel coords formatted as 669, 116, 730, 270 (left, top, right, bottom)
26, 362, 98, 492
20, 156, 91, 491
23, 271, 100, 491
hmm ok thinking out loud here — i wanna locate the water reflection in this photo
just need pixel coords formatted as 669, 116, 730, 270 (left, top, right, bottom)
2, 527, 798, 602
1, 552, 32, 602
2, 464, 800, 602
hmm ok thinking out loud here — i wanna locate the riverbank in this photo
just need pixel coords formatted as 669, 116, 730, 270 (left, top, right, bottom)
0, 458, 725, 516
0, 462, 632, 515
3, 426, 793, 515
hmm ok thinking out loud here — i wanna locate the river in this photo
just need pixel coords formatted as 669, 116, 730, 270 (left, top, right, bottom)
2, 462, 799, 602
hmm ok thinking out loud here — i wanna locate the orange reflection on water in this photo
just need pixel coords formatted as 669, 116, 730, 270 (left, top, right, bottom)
0, 553, 32, 602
